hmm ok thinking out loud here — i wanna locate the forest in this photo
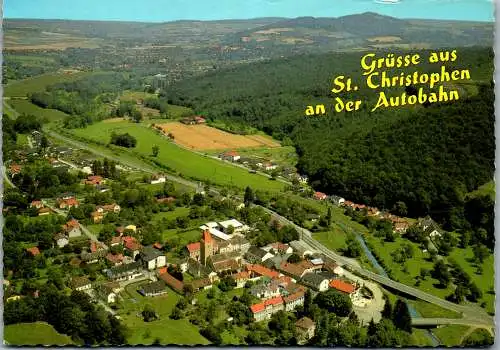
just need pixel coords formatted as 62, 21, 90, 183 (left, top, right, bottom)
163, 47, 494, 245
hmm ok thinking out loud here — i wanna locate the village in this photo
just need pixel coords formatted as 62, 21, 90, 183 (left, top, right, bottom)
3, 126, 483, 346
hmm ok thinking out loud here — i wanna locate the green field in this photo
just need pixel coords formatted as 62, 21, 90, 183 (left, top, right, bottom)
120, 90, 193, 118
8, 99, 69, 122
364, 235, 452, 299
4, 71, 91, 97
4, 322, 73, 346
120, 282, 209, 345
433, 325, 470, 347
410, 328, 436, 347
222, 145, 298, 167
407, 299, 461, 319
68, 121, 285, 191
448, 246, 495, 313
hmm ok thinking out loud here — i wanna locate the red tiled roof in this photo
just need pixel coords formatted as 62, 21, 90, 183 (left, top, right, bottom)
63, 219, 79, 231
186, 242, 201, 253
122, 236, 141, 251
314, 191, 327, 199
223, 150, 239, 157
156, 196, 175, 204
153, 242, 163, 250
265, 295, 283, 306
9, 164, 21, 174
246, 264, 280, 279
250, 303, 265, 314
61, 197, 79, 206
159, 272, 184, 293
31, 200, 43, 206
279, 260, 314, 278
232, 271, 251, 281
106, 253, 124, 264
283, 290, 305, 304
329, 279, 356, 294
26, 247, 40, 256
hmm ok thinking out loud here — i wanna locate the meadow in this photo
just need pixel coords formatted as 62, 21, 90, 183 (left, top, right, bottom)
4, 71, 91, 97
8, 99, 69, 122
119, 282, 209, 345
4, 322, 73, 346
68, 121, 285, 191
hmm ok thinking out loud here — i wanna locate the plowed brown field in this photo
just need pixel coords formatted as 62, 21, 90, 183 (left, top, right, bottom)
156, 122, 280, 150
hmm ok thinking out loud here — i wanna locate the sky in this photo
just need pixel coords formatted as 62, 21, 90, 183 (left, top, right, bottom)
4, 0, 494, 23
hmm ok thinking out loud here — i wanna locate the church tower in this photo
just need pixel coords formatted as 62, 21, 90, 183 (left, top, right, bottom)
200, 229, 213, 266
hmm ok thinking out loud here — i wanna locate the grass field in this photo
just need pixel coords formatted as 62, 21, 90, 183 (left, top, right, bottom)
120, 90, 193, 118
156, 122, 280, 150
68, 121, 285, 191
234, 145, 298, 167
120, 282, 209, 345
410, 328, 435, 347
433, 325, 470, 347
4, 71, 91, 97
4, 322, 73, 346
448, 246, 495, 313
8, 99, 69, 122
364, 235, 452, 299
407, 299, 461, 319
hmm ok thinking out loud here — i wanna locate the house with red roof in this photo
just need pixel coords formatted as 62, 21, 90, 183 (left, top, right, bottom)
231, 271, 252, 288
220, 150, 240, 162
57, 197, 80, 209
329, 279, 357, 295
313, 191, 327, 201
62, 219, 81, 238
83, 175, 105, 186
106, 253, 124, 266
246, 264, 280, 279
122, 236, 142, 258
250, 296, 284, 322
159, 272, 184, 294
278, 260, 317, 280
9, 164, 22, 176
26, 246, 41, 256
96, 203, 121, 214
186, 242, 201, 260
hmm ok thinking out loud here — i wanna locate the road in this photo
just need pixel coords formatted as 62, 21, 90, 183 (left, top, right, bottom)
44, 202, 107, 249
45, 128, 494, 330
46, 130, 201, 191
412, 317, 494, 329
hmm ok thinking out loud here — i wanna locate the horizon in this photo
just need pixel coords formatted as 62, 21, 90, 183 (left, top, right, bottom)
4, 0, 494, 23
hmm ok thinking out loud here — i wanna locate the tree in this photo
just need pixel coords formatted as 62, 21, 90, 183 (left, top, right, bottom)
392, 299, 412, 333
468, 282, 482, 302
313, 289, 352, 317
392, 201, 408, 216
381, 294, 392, 319
152, 145, 160, 157
287, 253, 302, 263
344, 234, 362, 258
472, 244, 489, 263
142, 305, 157, 322
244, 186, 254, 206
431, 260, 451, 287
325, 207, 332, 227
419, 268, 430, 280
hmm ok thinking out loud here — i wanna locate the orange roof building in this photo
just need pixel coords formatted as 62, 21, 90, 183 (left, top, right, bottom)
329, 279, 356, 294
246, 264, 280, 279
26, 247, 41, 256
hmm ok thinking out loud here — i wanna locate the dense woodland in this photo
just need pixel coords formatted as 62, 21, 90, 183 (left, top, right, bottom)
164, 47, 494, 248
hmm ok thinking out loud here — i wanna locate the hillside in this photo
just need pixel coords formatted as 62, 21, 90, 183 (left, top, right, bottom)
4, 13, 493, 52
164, 46, 494, 234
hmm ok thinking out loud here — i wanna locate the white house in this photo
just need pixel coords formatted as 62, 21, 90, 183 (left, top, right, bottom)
218, 219, 249, 234
55, 233, 69, 248
70, 276, 92, 291
141, 246, 166, 270
150, 175, 166, 184
220, 151, 240, 162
